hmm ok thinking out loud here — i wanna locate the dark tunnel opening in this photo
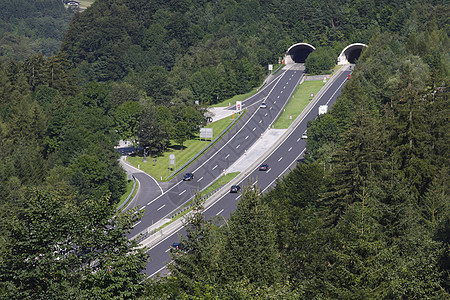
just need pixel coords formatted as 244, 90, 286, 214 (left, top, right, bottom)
346, 48, 363, 63
289, 46, 314, 63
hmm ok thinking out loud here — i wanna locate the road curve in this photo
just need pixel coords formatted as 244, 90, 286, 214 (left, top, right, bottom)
141, 66, 352, 277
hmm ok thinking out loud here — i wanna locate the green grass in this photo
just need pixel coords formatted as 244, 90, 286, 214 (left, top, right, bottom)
202, 172, 240, 196
331, 64, 343, 74
272, 80, 326, 129
211, 88, 260, 107
126, 116, 237, 181
116, 179, 138, 210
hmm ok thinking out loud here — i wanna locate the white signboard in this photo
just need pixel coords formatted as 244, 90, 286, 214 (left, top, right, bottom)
268, 64, 273, 71
236, 101, 242, 112
200, 128, 213, 140
169, 154, 175, 165
318, 105, 328, 115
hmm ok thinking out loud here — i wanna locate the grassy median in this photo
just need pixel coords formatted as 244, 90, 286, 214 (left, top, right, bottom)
272, 80, 326, 129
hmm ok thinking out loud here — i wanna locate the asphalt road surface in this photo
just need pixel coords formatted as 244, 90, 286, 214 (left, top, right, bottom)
141, 67, 352, 278
127, 65, 306, 239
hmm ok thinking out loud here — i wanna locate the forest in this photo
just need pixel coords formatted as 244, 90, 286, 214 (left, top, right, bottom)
0, 0, 74, 60
0, 0, 448, 298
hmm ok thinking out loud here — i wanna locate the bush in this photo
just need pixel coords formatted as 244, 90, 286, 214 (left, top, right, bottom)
305, 47, 336, 75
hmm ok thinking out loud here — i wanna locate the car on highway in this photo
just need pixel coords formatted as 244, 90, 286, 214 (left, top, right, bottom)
169, 242, 185, 253
258, 164, 269, 171
183, 173, 194, 181
230, 185, 240, 193
301, 130, 307, 139
260, 102, 267, 109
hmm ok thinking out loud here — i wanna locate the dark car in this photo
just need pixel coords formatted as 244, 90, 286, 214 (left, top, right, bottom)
170, 242, 184, 253
183, 173, 194, 181
258, 164, 269, 171
230, 185, 240, 193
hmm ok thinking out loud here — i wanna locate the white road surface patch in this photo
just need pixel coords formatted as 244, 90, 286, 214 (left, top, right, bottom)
157, 204, 166, 211
197, 177, 203, 182
288, 147, 292, 152
216, 209, 224, 216
225, 154, 230, 159
278, 157, 283, 162
212, 165, 218, 170
178, 190, 186, 196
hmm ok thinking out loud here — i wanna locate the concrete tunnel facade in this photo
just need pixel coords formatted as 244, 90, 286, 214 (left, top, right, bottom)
337, 43, 367, 65
284, 43, 316, 64
284, 42, 367, 65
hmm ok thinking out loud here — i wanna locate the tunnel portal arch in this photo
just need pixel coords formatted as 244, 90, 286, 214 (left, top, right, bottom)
338, 43, 367, 65
285, 43, 316, 64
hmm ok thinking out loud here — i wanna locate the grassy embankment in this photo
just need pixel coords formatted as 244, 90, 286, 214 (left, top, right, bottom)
156, 171, 240, 232
117, 178, 139, 210
126, 114, 240, 181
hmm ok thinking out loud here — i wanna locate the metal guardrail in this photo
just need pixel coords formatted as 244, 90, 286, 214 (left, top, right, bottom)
165, 110, 247, 180
116, 175, 136, 211
135, 65, 350, 249
132, 186, 223, 243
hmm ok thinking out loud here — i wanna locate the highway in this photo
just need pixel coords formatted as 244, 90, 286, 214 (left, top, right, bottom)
127, 65, 306, 239
142, 66, 352, 277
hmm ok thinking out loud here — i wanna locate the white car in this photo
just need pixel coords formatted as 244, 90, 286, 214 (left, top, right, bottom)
260, 102, 267, 109
301, 130, 307, 139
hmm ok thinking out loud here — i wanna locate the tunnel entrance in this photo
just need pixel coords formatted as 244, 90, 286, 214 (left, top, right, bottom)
346, 48, 362, 63
285, 43, 316, 64
337, 43, 367, 65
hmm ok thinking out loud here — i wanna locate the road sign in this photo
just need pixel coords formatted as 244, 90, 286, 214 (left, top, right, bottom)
169, 154, 175, 165
200, 128, 213, 141
236, 101, 242, 112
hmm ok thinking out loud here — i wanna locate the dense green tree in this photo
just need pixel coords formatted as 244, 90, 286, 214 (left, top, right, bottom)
305, 47, 336, 74
113, 101, 143, 141
166, 194, 221, 295
174, 121, 189, 148
221, 183, 282, 286
0, 188, 149, 299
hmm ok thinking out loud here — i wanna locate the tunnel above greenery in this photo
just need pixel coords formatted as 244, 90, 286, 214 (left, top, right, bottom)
337, 43, 367, 64
285, 43, 316, 64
